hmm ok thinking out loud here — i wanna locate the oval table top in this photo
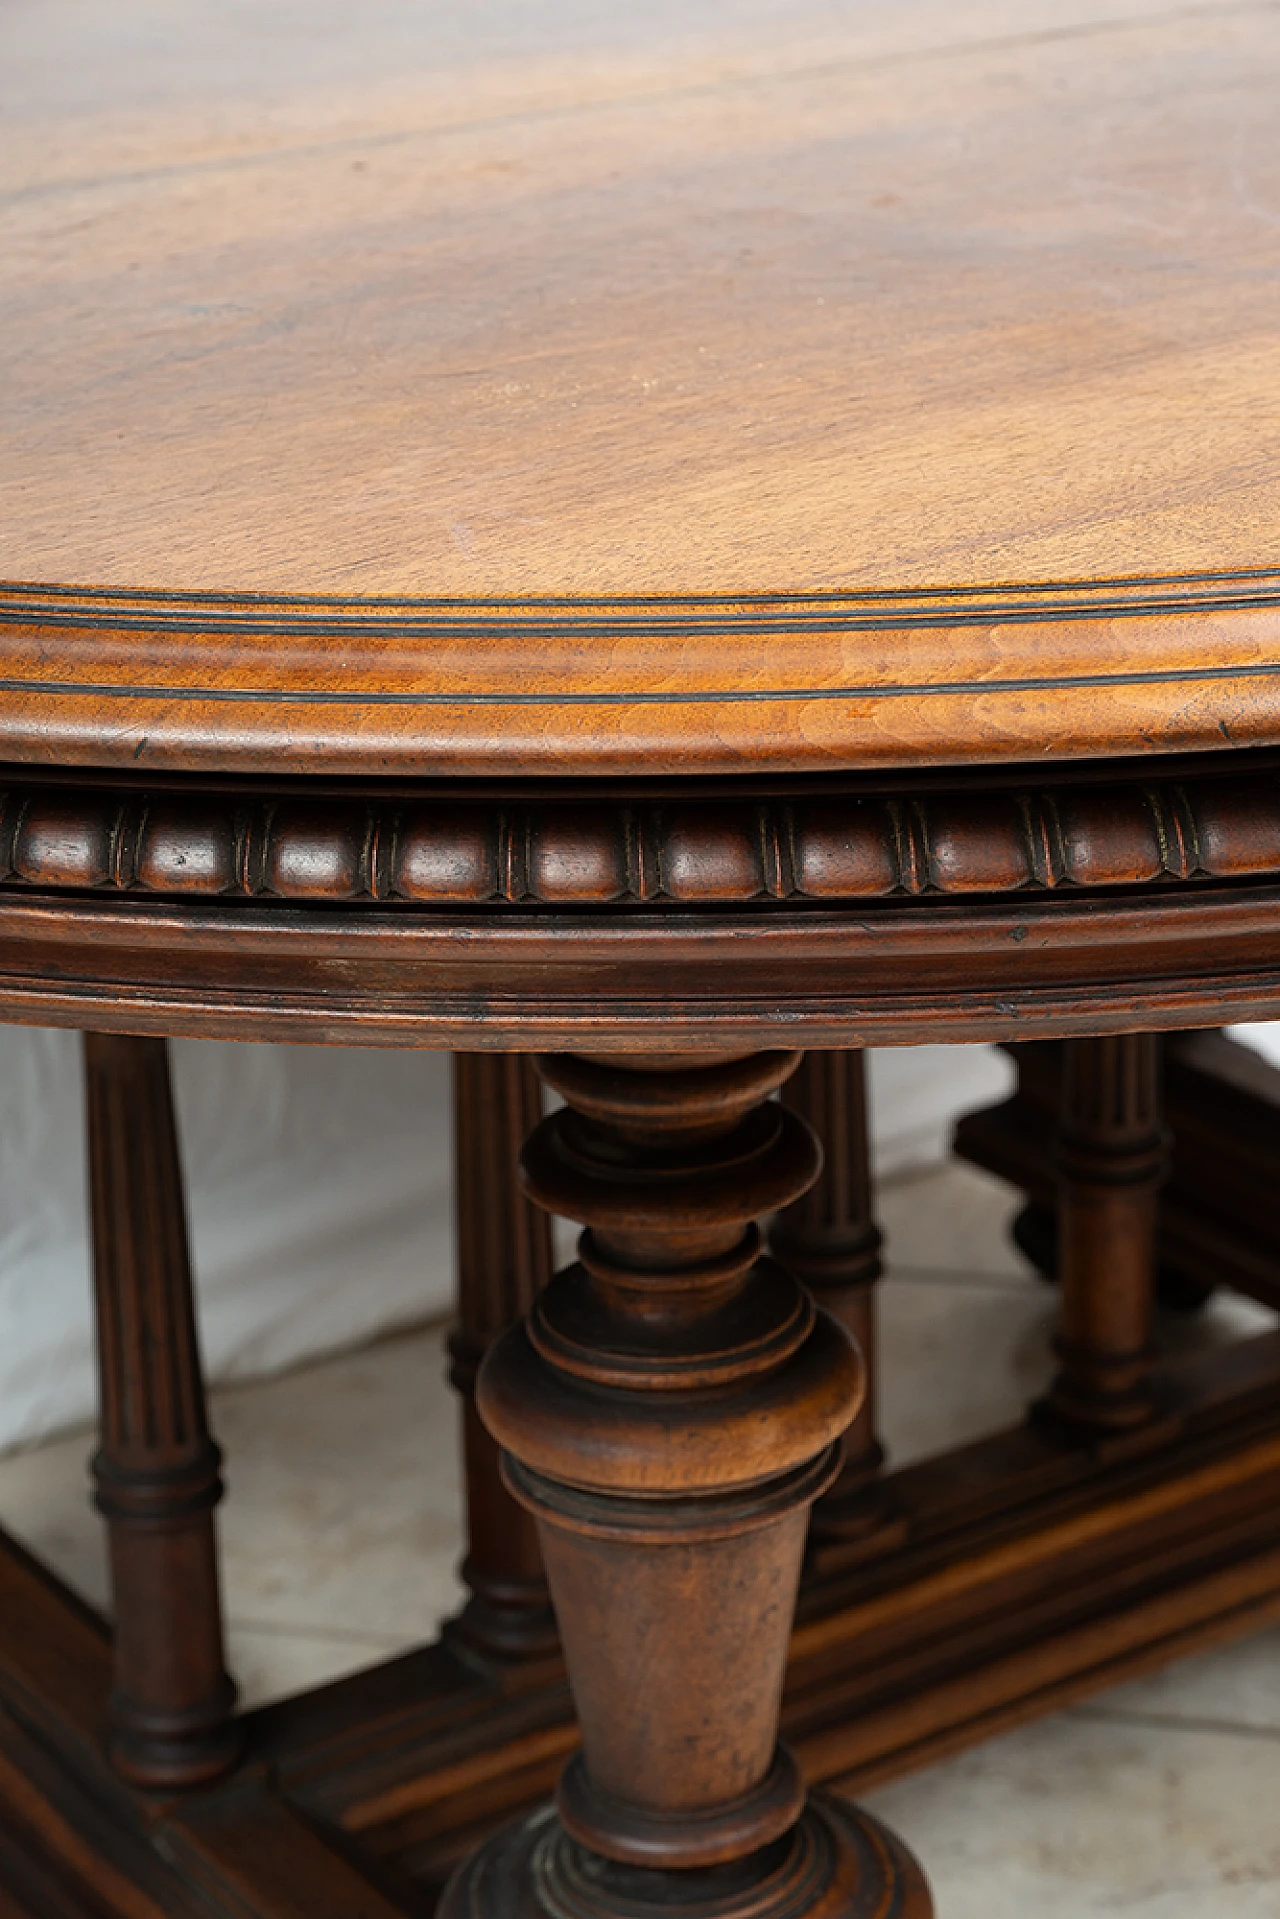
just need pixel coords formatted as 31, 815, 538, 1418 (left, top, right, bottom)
4, 0, 1280, 778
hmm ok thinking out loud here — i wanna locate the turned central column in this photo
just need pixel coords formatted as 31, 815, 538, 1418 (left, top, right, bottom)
440, 1048, 931, 1919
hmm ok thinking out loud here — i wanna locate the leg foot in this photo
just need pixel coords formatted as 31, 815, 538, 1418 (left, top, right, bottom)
441, 1792, 930, 1919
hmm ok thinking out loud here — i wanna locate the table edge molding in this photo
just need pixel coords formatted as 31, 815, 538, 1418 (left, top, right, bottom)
6, 573, 1280, 775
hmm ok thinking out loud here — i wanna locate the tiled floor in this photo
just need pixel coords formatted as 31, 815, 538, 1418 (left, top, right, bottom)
0, 1161, 1277, 1913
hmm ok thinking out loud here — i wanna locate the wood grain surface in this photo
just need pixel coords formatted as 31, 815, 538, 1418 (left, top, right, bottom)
4, 1, 1280, 774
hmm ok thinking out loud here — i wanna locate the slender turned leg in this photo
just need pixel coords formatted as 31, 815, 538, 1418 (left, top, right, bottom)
772, 1051, 887, 1540
1044, 1033, 1167, 1435
953, 1037, 1214, 1313
83, 1033, 239, 1790
441, 1049, 931, 1919
446, 1054, 558, 1660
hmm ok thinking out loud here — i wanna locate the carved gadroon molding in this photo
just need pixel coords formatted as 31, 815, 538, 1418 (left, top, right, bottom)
1, 769, 1279, 909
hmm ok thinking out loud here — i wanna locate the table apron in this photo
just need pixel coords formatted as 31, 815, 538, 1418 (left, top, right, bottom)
0, 885, 1277, 1047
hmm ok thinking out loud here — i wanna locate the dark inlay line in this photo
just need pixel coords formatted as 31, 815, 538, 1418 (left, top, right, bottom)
0, 659, 1279, 710
6, 582, 1280, 642
6, 560, 1277, 602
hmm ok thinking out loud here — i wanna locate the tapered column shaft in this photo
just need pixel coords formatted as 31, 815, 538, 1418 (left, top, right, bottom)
84, 1032, 239, 1789
442, 1048, 931, 1919
1047, 1032, 1167, 1433
773, 1051, 885, 1537
447, 1054, 557, 1659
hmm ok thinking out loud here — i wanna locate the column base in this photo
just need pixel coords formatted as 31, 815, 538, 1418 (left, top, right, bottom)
438, 1794, 932, 1919
107, 1684, 242, 1792
441, 1559, 561, 1665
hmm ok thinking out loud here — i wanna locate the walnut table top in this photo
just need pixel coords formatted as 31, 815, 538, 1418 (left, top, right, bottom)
4, 0, 1280, 778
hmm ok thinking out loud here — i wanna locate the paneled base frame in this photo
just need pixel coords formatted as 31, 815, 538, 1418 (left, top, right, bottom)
4, 1323, 1280, 1915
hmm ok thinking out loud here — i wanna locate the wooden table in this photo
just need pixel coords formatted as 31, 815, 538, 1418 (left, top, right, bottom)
5, 4, 1280, 1913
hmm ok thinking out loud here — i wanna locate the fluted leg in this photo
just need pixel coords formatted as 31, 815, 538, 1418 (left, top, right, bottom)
84, 1033, 239, 1790
773, 1051, 887, 1539
440, 1048, 931, 1919
1045, 1033, 1167, 1434
447, 1054, 558, 1660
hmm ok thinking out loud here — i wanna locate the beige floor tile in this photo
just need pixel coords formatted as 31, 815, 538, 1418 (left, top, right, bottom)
0, 1321, 467, 1695
0, 1423, 108, 1610
227, 1620, 404, 1710
878, 1272, 1056, 1467
213, 1323, 465, 1645
877, 1161, 1031, 1286
1078, 1625, 1280, 1736
862, 1710, 1280, 1917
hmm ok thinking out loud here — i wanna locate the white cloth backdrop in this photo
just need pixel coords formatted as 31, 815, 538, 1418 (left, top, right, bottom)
0, 1032, 453, 1451
0, 1025, 1272, 1453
